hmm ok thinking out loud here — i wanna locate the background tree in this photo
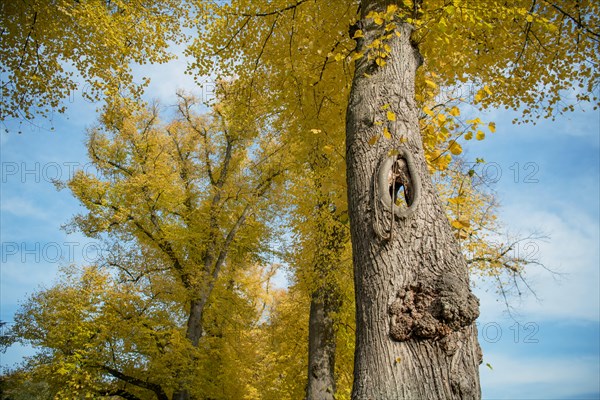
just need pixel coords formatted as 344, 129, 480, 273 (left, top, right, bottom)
287, 150, 352, 400
2, 255, 279, 399
0, 0, 187, 121
1, 91, 286, 399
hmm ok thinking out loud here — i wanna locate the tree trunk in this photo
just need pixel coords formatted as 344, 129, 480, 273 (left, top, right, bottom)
346, 2, 482, 399
304, 194, 348, 400
172, 296, 208, 400
306, 289, 338, 400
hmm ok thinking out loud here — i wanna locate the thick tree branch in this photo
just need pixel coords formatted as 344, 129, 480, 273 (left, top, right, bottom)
176, 93, 216, 185
212, 204, 252, 281
99, 365, 168, 400
88, 131, 133, 176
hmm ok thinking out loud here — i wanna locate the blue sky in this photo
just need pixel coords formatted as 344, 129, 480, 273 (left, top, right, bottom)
1, 52, 599, 399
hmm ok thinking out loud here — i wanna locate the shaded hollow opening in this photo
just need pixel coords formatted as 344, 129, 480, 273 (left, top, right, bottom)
388, 156, 414, 209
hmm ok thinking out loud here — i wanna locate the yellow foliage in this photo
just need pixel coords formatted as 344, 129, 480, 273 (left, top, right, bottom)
1, 0, 188, 120
4, 0, 598, 396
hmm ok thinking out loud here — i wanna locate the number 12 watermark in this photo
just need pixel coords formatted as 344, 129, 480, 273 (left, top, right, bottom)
477, 321, 540, 344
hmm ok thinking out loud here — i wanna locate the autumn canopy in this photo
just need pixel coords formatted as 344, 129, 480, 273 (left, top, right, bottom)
0, 0, 597, 399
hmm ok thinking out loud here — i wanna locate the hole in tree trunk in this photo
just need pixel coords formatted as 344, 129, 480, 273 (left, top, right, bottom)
376, 148, 421, 221
388, 157, 413, 210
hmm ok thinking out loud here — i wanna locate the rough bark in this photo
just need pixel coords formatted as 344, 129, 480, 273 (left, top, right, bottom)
306, 289, 337, 400
346, 2, 482, 399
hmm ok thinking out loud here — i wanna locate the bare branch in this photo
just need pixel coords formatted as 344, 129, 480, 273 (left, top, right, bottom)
542, 0, 600, 42
234, 0, 309, 17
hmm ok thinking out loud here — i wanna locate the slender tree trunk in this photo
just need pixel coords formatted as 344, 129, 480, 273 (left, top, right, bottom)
306, 288, 338, 400
346, 2, 482, 399
186, 298, 205, 346
173, 292, 209, 400
304, 193, 348, 400
172, 300, 203, 400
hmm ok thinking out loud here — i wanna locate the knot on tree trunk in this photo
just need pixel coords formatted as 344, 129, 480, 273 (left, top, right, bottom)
373, 148, 422, 240
388, 275, 479, 342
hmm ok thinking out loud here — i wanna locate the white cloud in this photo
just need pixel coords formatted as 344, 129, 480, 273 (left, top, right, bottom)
503, 203, 598, 321
132, 43, 214, 108
0, 343, 37, 369
481, 352, 600, 399
0, 196, 50, 221
1, 260, 60, 309
475, 197, 599, 323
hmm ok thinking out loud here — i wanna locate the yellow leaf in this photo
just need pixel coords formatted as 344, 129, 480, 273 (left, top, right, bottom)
386, 4, 399, 14
310, 129, 321, 134
353, 29, 364, 38
400, 136, 408, 143
466, 117, 482, 125
425, 79, 437, 89
464, 131, 473, 140
474, 90, 483, 102
385, 23, 396, 32
484, 85, 492, 95
334, 53, 345, 62
423, 106, 434, 117
488, 122, 496, 132
323, 145, 333, 153
383, 127, 392, 139
449, 106, 460, 116
368, 135, 379, 145
438, 154, 452, 170
376, 57, 387, 67
437, 113, 447, 123
449, 140, 462, 155
381, 104, 390, 110
395, 30, 401, 37
476, 130, 485, 140
451, 219, 470, 229
387, 110, 396, 121
373, 16, 384, 25
448, 196, 466, 205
